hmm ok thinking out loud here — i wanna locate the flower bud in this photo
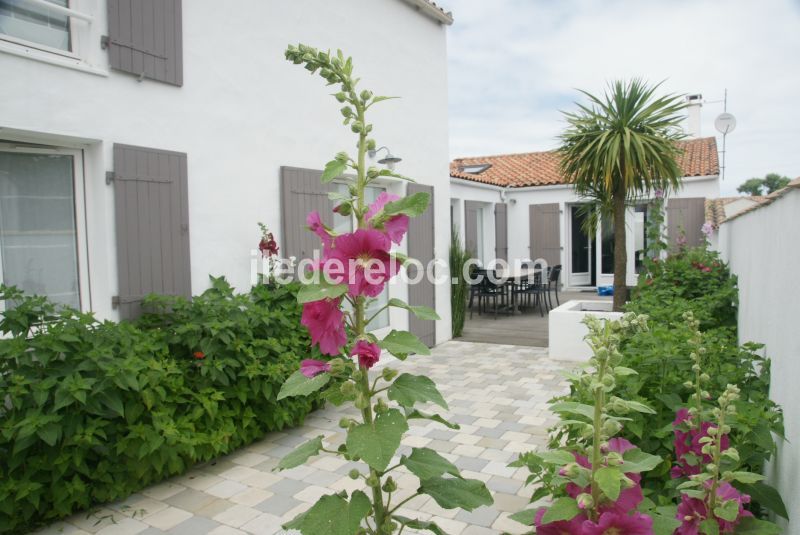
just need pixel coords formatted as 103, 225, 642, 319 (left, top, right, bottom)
329, 358, 345, 375
561, 462, 580, 478
354, 394, 369, 410
348, 469, 361, 480
382, 477, 397, 493
601, 375, 616, 390
374, 398, 389, 414
576, 493, 594, 510
602, 419, 622, 436
683, 381, 693, 389
366, 474, 379, 487
700, 373, 710, 382
706, 464, 717, 473
381, 367, 398, 381
360, 89, 373, 101
335, 92, 347, 103
339, 417, 352, 429
340, 381, 356, 397
606, 452, 623, 466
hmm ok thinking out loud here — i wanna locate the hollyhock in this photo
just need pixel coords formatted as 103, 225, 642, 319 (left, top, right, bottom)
533, 508, 586, 535
365, 192, 409, 245
672, 409, 729, 479
193, 351, 205, 360
582, 511, 654, 535
676, 483, 752, 535
351, 340, 381, 369
325, 229, 398, 297
301, 298, 347, 355
307, 211, 334, 251
300, 359, 331, 378
701, 221, 714, 238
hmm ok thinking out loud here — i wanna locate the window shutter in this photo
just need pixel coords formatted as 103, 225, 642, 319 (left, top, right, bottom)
464, 200, 481, 257
407, 184, 436, 348
667, 197, 706, 250
530, 203, 561, 266
104, 0, 183, 86
494, 202, 508, 261
280, 166, 337, 261
111, 144, 190, 320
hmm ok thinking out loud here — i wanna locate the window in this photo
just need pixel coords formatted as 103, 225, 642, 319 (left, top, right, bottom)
601, 218, 614, 274
460, 164, 492, 174
0, 145, 88, 311
0, 0, 71, 52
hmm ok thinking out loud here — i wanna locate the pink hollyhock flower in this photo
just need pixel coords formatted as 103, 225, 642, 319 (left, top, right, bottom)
306, 211, 333, 251
654, 189, 664, 199
676, 483, 752, 534
701, 221, 714, 238
582, 511, 654, 535
564, 445, 644, 515
301, 298, 347, 356
365, 192, 410, 245
259, 236, 279, 257
534, 508, 586, 535
325, 229, 398, 297
672, 409, 729, 479
351, 340, 381, 369
300, 359, 331, 378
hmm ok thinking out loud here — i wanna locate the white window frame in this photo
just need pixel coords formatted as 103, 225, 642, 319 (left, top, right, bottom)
0, 142, 91, 313
0, 0, 107, 76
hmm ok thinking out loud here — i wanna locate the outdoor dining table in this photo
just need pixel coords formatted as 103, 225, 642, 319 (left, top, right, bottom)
490, 265, 544, 314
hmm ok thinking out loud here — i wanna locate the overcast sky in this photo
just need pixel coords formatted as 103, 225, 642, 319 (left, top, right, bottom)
446, 0, 800, 195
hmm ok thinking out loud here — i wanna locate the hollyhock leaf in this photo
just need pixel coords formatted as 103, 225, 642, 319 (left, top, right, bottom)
388, 298, 441, 320
346, 408, 408, 471
508, 508, 539, 526
379, 329, 430, 359
650, 506, 680, 535
402, 447, 461, 480
382, 191, 430, 218
541, 497, 581, 524
549, 401, 595, 420
714, 499, 741, 522
320, 158, 348, 183
405, 408, 460, 430
727, 471, 765, 484
393, 516, 446, 535
388, 373, 448, 409
277, 370, 330, 400
537, 450, 576, 465
277, 436, 324, 470
700, 518, 720, 535
734, 517, 782, 534
621, 449, 663, 472
595, 466, 622, 501
738, 482, 788, 519
296, 281, 348, 304
282, 491, 370, 534
613, 366, 638, 376
377, 170, 416, 182
420, 477, 493, 511
620, 399, 657, 414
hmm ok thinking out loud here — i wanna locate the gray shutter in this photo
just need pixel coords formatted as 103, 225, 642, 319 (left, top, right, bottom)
105, 0, 183, 86
464, 200, 481, 257
280, 167, 337, 260
667, 197, 706, 250
112, 143, 190, 320
530, 203, 561, 266
494, 203, 508, 261
407, 184, 436, 347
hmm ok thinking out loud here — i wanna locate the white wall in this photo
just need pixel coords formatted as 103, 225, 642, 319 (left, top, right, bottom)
449, 179, 500, 263
718, 189, 800, 531
0, 0, 453, 343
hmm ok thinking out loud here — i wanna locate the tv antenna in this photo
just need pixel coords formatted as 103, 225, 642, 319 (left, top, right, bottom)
713, 89, 736, 181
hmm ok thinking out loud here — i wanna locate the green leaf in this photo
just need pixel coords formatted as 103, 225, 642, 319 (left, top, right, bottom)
613, 366, 638, 376
621, 399, 657, 414
726, 471, 765, 484
393, 516, 447, 535
379, 330, 430, 359
282, 491, 370, 534
277, 436, 324, 471
296, 280, 348, 304
738, 482, 788, 520
734, 517, 782, 534
537, 450, 577, 466
621, 448, 663, 473
549, 401, 595, 420
388, 373, 447, 409
713, 499, 740, 522
405, 408, 460, 430
402, 447, 461, 480
699, 518, 719, 535
595, 466, 622, 501
650, 506, 681, 535
388, 298, 441, 320
346, 409, 408, 471
277, 370, 330, 400
541, 497, 580, 524
382, 192, 430, 218
420, 477, 493, 511
320, 157, 348, 183
508, 508, 539, 526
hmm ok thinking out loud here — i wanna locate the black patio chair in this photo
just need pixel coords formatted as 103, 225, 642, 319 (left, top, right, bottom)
471, 271, 506, 319
512, 271, 547, 317
545, 264, 562, 310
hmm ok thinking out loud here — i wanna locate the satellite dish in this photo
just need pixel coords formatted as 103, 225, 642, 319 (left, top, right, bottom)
715, 112, 737, 134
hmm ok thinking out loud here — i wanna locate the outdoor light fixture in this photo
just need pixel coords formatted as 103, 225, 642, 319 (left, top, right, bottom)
368, 146, 402, 170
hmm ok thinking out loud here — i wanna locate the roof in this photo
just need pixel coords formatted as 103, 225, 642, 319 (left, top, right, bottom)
722, 177, 800, 224
450, 137, 720, 188
704, 196, 766, 229
401, 0, 453, 25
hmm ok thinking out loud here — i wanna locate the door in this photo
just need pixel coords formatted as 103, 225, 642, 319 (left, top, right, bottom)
407, 184, 435, 348
529, 203, 561, 267
568, 205, 592, 286
667, 198, 706, 251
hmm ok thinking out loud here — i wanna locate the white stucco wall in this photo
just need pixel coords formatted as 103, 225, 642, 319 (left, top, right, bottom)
0, 0, 453, 343
718, 189, 800, 531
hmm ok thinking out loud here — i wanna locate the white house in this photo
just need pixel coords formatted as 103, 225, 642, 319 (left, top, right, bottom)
450, 137, 721, 288
0, 0, 454, 346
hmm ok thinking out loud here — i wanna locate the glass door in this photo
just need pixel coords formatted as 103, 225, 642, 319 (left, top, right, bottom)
569, 205, 592, 286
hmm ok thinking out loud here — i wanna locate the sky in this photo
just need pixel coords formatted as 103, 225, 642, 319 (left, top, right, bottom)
446, 0, 800, 195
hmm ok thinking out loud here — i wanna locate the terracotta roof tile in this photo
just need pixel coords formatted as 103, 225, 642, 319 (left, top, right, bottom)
704, 196, 766, 229
451, 137, 720, 188
722, 177, 800, 224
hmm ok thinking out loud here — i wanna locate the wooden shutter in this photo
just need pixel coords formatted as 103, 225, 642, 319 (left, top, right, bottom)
530, 203, 561, 266
494, 202, 508, 261
667, 197, 706, 250
464, 200, 481, 257
105, 0, 183, 86
407, 184, 436, 348
280, 167, 337, 260
112, 144, 190, 320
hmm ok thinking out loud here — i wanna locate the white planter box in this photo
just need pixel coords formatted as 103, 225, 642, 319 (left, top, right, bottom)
549, 300, 620, 362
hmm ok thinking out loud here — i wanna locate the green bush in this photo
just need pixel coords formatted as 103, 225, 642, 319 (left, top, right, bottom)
0, 278, 322, 533
449, 225, 470, 338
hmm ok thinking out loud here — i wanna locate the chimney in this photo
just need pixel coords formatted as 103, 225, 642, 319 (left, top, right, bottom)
685, 93, 703, 138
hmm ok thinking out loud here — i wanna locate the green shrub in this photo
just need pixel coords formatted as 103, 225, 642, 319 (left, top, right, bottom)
449, 225, 470, 337
0, 278, 322, 533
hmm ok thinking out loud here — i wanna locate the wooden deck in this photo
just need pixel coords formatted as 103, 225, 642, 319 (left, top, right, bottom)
457, 290, 609, 347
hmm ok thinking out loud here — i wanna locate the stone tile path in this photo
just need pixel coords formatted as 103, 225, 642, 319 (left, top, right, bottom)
33, 341, 570, 535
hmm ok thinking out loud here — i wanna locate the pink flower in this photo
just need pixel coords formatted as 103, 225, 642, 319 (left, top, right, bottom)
654, 189, 664, 199
301, 298, 347, 356
300, 359, 331, 378
534, 508, 586, 535
582, 511, 654, 535
365, 192, 409, 245
701, 221, 714, 238
307, 211, 333, 251
325, 229, 398, 297
351, 340, 381, 369
259, 236, 279, 257
676, 483, 752, 534
672, 410, 729, 479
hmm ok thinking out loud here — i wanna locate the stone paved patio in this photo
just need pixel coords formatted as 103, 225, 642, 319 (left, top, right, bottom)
33, 341, 571, 535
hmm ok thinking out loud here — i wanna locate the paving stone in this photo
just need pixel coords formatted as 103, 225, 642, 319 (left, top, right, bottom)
143, 507, 193, 531
211, 504, 262, 529
164, 488, 217, 512
166, 515, 221, 534
255, 494, 302, 516
455, 505, 500, 527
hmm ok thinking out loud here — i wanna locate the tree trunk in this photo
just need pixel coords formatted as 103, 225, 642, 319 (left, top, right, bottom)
612, 191, 628, 311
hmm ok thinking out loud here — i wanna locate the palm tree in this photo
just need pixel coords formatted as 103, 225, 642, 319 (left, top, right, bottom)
559, 79, 686, 311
